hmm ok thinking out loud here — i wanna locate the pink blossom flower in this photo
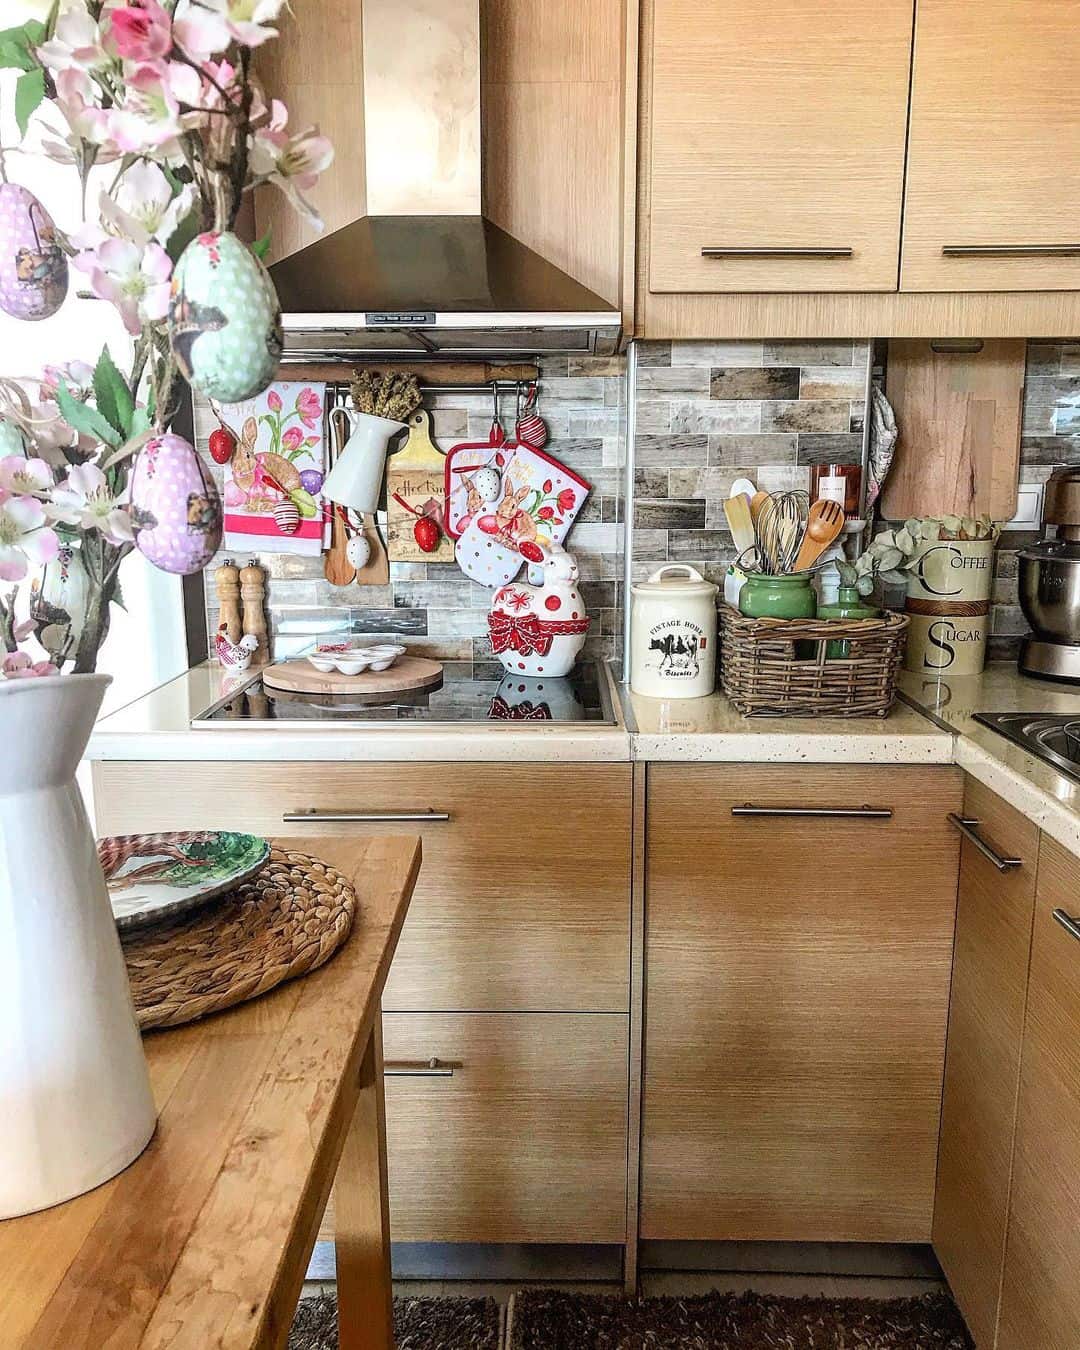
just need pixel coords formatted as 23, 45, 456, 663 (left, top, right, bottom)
1, 652, 60, 680
0, 458, 53, 497
108, 60, 202, 154
267, 390, 283, 413
296, 386, 322, 428
74, 237, 173, 336
37, 5, 110, 74
41, 361, 94, 401
50, 67, 114, 148
49, 464, 134, 546
99, 161, 195, 247
175, 0, 286, 53
249, 101, 335, 229
281, 426, 304, 452
0, 495, 60, 583
104, 0, 173, 63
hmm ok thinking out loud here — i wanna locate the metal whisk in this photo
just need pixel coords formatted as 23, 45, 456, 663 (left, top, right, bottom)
754, 491, 809, 575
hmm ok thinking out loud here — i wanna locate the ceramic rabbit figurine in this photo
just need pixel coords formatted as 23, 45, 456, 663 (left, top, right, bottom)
487, 542, 591, 676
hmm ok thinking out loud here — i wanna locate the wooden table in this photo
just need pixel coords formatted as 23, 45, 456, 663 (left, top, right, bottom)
0, 835, 421, 1350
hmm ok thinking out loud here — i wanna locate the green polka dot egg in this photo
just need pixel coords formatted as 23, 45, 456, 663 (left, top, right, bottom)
0, 418, 27, 458
167, 231, 283, 403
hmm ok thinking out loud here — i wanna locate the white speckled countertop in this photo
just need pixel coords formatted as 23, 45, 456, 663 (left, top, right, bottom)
897, 665, 1080, 859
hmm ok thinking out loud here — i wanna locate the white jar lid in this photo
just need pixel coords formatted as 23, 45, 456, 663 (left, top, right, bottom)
631, 564, 719, 598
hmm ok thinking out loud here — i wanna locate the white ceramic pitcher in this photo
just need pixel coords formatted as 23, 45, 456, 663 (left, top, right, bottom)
0, 674, 156, 1217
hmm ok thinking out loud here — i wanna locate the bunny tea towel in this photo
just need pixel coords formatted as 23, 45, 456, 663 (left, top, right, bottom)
221, 383, 326, 555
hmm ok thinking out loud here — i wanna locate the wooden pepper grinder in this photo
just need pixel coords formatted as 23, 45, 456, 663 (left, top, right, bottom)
214, 558, 242, 645
240, 558, 269, 665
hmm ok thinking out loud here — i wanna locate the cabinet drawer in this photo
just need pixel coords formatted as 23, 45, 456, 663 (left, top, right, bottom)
92, 761, 632, 1012
933, 780, 1039, 1350
383, 1012, 629, 1244
646, 0, 912, 294
642, 764, 962, 1242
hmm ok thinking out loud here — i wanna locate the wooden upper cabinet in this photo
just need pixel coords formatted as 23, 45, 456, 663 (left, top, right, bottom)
645, 0, 914, 294
902, 0, 1080, 292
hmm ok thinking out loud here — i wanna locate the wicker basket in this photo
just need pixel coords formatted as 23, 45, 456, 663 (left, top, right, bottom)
719, 603, 909, 718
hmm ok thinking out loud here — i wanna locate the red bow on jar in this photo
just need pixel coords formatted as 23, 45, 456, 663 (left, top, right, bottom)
487, 610, 553, 657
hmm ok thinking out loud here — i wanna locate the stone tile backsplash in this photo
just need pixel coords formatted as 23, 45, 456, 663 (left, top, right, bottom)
629, 339, 870, 590
197, 337, 1079, 670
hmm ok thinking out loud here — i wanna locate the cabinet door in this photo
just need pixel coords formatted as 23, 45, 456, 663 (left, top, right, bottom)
641, 764, 961, 1242
902, 1, 1080, 292
933, 782, 1039, 1350
382, 1012, 629, 1243
646, 0, 913, 294
92, 760, 632, 1012
998, 837, 1080, 1350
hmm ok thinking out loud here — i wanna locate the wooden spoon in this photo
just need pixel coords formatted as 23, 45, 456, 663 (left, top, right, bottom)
793, 498, 846, 572
325, 411, 357, 586
749, 491, 770, 526
723, 493, 756, 556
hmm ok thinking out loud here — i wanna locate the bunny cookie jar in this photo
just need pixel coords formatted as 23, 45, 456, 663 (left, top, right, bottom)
487, 543, 591, 677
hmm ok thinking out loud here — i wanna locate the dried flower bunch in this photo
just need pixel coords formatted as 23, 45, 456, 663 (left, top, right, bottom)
840, 513, 1000, 598
0, 0, 334, 676
350, 369, 422, 423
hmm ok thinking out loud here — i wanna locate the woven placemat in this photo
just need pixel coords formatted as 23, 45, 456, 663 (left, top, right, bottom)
121, 848, 358, 1030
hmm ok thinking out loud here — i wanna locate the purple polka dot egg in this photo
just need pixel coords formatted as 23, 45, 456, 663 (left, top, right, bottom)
0, 184, 68, 322
130, 433, 222, 576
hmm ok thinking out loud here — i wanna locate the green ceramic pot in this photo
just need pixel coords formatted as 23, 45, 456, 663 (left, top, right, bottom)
818, 584, 880, 658
738, 572, 818, 620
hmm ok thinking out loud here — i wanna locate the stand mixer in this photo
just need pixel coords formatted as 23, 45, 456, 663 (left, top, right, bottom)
1018, 466, 1080, 683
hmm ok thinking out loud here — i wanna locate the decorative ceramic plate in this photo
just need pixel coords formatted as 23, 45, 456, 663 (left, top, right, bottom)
100, 831, 271, 932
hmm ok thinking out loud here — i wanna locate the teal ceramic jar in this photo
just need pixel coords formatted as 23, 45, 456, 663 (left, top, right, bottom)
818, 584, 880, 658
738, 572, 817, 620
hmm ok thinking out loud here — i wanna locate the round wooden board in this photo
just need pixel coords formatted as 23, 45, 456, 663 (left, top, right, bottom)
262, 655, 444, 697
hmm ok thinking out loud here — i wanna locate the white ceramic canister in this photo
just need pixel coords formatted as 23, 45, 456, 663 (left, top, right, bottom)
630, 564, 719, 698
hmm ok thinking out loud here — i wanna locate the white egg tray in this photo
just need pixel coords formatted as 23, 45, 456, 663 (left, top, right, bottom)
306, 643, 406, 675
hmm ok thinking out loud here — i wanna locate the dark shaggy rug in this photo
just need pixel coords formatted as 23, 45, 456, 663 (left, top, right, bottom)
507, 1290, 974, 1350
289, 1291, 501, 1349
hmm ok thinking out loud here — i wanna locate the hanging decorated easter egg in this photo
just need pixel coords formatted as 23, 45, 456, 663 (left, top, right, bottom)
346, 534, 371, 569
0, 417, 27, 458
470, 466, 501, 503
0, 184, 68, 322
273, 499, 300, 534
30, 545, 89, 665
167, 231, 282, 403
129, 433, 223, 575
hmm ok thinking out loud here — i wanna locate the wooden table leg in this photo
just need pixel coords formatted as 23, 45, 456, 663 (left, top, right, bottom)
335, 1014, 394, 1350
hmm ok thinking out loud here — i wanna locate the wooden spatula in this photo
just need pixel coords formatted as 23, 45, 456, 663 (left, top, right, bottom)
325, 411, 356, 587
793, 498, 846, 572
723, 494, 756, 557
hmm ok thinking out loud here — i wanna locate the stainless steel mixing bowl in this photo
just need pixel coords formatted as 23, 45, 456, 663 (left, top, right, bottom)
1018, 542, 1080, 644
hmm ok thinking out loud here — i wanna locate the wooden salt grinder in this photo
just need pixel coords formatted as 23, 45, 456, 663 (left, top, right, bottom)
214, 558, 242, 644
240, 558, 269, 664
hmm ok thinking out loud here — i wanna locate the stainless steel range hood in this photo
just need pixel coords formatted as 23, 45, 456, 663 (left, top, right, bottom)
271, 0, 621, 359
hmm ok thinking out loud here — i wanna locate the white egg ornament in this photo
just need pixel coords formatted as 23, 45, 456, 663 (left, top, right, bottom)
129, 433, 223, 576
168, 231, 282, 403
0, 184, 68, 321
471, 466, 501, 504
346, 534, 371, 570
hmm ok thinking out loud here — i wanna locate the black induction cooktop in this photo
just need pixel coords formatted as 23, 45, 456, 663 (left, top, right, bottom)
192, 661, 616, 727
972, 712, 1080, 784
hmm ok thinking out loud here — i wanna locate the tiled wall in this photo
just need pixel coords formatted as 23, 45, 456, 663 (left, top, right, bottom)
989, 339, 1080, 659
196, 355, 626, 668
630, 340, 870, 587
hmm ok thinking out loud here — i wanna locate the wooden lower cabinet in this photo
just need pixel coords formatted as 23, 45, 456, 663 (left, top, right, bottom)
92, 760, 632, 1013
997, 837, 1080, 1350
382, 1012, 629, 1244
932, 781, 1039, 1350
641, 764, 962, 1243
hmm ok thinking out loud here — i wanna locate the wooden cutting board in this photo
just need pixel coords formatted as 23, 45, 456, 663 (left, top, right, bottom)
881, 339, 1025, 522
385, 408, 455, 564
262, 656, 444, 697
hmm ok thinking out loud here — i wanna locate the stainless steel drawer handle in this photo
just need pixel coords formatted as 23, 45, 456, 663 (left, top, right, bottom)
947, 814, 1022, 871
1053, 909, 1080, 943
282, 809, 451, 823
731, 804, 892, 819
702, 247, 854, 259
384, 1057, 456, 1078
942, 244, 1080, 258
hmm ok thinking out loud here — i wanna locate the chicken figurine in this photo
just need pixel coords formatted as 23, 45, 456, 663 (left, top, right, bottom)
214, 624, 260, 672
487, 542, 591, 677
